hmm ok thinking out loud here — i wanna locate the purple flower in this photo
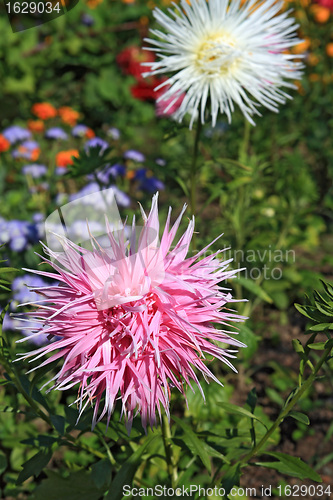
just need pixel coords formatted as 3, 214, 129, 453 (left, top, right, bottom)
12, 140, 39, 160
107, 163, 125, 178
86, 163, 125, 184
85, 137, 108, 154
55, 168, 66, 176
45, 127, 68, 140
2, 126, 31, 144
135, 169, 165, 193
124, 150, 145, 162
72, 124, 89, 137
69, 183, 130, 208
2, 275, 55, 345
107, 127, 120, 140
81, 13, 94, 26
12, 275, 49, 307
22, 164, 47, 178
32, 213, 45, 239
156, 158, 166, 167
0, 219, 40, 251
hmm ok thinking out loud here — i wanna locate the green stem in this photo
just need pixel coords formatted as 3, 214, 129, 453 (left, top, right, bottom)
161, 414, 178, 488
238, 119, 251, 163
240, 343, 332, 465
190, 119, 203, 252
1, 355, 52, 427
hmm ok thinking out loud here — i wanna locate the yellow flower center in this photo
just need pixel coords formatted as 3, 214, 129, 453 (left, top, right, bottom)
195, 34, 240, 76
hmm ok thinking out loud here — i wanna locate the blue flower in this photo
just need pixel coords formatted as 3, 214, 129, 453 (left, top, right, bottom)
0, 219, 40, 251
124, 150, 145, 162
2, 275, 57, 345
45, 127, 68, 140
12, 140, 39, 160
81, 13, 94, 26
135, 169, 165, 193
108, 127, 120, 140
22, 164, 47, 178
2, 125, 31, 144
69, 183, 131, 208
85, 137, 109, 154
86, 163, 126, 184
72, 124, 89, 137
12, 274, 49, 307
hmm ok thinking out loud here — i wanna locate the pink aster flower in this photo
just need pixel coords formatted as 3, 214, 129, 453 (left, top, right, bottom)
17, 194, 245, 432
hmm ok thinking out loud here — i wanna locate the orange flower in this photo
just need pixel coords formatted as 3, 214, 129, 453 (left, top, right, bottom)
28, 120, 45, 133
17, 144, 40, 161
32, 102, 57, 120
292, 38, 311, 54
0, 134, 10, 153
86, 0, 103, 9
85, 128, 95, 139
58, 107, 80, 126
311, 5, 330, 23
56, 149, 79, 168
326, 43, 333, 57
126, 170, 136, 180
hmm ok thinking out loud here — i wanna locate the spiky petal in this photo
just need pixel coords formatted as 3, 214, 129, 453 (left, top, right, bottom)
18, 195, 246, 432
144, 0, 303, 128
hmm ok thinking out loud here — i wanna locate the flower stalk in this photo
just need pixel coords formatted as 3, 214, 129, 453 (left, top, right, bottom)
161, 414, 178, 489
240, 342, 332, 465
190, 119, 202, 251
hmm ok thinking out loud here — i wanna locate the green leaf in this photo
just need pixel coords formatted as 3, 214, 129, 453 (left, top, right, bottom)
321, 280, 333, 300
217, 402, 267, 429
246, 388, 257, 413
217, 157, 252, 172
256, 452, 322, 482
0, 452, 7, 474
50, 415, 66, 435
91, 460, 112, 490
235, 277, 273, 303
309, 323, 333, 332
104, 434, 158, 500
66, 146, 112, 179
288, 411, 310, 425
307, 342, 327, 350
172, 416, 212, 473
308, 338, 333, 350
175, 176, 190, 198
292, 339, 305, 354
33, 470, 105, 500
0, 267, 18, 274
17, 449, 52, 484
220, 463, 241, 494
237, 325, 259, 360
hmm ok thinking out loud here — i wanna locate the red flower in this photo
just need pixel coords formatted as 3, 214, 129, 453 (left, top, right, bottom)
316, 0, 333, 11
56, 149, 79, 168
32, 103, 57, 120
117, 46, 155, 80
0, 134, 10, 153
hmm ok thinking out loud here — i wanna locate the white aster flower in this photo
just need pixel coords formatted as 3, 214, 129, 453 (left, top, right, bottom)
144, 0, 303, 128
